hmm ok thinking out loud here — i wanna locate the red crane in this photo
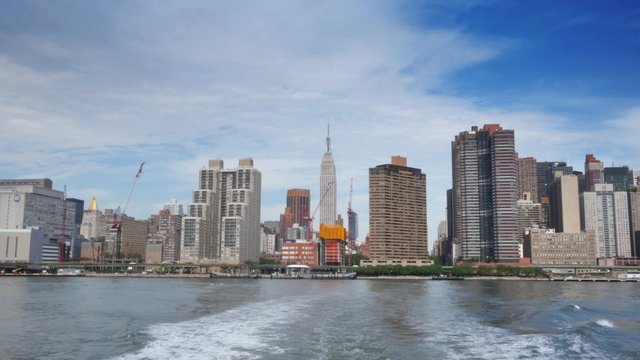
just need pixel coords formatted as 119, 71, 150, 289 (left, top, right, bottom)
305, 180, 333, 242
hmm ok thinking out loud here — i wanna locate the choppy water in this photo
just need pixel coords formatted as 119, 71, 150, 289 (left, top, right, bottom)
0, 278, 638, 359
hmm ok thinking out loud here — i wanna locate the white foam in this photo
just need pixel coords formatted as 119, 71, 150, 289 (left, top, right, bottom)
431, 322, 609, 360
595, 319, 615, 328
416, 294, 610, 360
573, 304, 581, 310
115, 298, 311, 360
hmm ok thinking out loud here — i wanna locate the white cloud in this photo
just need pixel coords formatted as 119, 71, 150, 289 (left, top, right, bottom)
1, 1, 638, 241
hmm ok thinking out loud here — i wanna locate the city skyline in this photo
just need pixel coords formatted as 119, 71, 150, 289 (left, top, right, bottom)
1, 2, 639, 241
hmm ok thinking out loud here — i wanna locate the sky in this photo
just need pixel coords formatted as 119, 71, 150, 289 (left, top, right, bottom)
1, 1, 639, 244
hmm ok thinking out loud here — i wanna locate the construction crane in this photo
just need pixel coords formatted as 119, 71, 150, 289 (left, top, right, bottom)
305, 180, 333, 242
113, 162, 145, 258
347, 178, 353, 218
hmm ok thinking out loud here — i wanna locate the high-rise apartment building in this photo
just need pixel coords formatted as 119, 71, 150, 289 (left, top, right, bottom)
517, 156, 538, 201
279, 207, 293, 241
581, 184, 631, 258
536, 162, 573, 203
445, 189, 455, 263
550, 173, 581, 233
181, 183, 217, 261
517, 193, 542, 237
369, 156, 428, 261
65, 198, 85, 259
451, 125, 519, 263
574, 171, 586, 195
148, 209, 182, 262
286, 189, 310, 228
628, 190, 640, 257
539, 196, 550, 229
121, 216, 147, 260
102, 209, 147, 260
348, 210, 358, 247
220, 159, 261, 264
319, 125, 337, 226
261, 232, 277, 255
182, 159, 261, 264
584, 154, 604, 192
180, 217, 207, 261
604, 166, 632, 192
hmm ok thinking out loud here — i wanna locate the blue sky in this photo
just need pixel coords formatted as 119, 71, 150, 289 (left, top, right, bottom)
1, 1, 639, 243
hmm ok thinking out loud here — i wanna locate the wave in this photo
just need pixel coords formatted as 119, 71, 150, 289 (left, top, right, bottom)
429, 322, 613, 360
573, 318, 618, 336
417, 301, 616, 360
114, 297, 312, 360
594, 319, 615, 328
560, 303, 586, 316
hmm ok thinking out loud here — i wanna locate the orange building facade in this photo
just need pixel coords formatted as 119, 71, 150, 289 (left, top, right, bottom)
319, 224, 347, 266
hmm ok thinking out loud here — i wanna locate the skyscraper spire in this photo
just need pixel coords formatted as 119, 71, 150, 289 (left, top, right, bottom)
89, 196, 98, 211
326, 122, 331, 154
320, 123, 337, 226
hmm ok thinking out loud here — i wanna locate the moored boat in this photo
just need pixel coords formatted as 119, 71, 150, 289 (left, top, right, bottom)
432, 276, 464, 280
56, 268, 86, 277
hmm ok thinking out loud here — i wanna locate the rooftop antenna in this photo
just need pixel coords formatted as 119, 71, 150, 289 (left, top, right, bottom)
326, 121, 331, 154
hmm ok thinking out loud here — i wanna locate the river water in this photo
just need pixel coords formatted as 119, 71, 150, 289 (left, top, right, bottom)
0, 277, 638, 359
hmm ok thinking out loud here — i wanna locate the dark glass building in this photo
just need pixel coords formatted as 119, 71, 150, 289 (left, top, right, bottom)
451, 124, 519, 263
604, 166, 632, 191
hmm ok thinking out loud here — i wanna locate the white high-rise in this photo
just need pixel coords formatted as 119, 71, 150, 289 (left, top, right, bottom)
219, 159, 261, 264
181, 159, 261, 264
319, 125, 337, 226
581, 183, 631, 258
181, 162, 218, 262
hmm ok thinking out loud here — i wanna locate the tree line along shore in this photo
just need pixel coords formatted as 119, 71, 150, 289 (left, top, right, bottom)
354, 264, 546, 278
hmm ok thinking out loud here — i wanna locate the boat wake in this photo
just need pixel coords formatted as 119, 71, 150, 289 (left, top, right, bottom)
115, 298, 312, 360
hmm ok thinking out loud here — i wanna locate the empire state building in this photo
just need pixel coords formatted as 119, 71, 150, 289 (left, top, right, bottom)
319, 125, 337, 226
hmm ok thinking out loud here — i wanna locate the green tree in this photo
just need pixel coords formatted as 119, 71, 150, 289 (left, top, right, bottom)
477, 265, 494, 276
495, 264, 512, 276
451, 263, 474, 277
532, 267, 546, 277
352, 254, 369, 266
259, 257, 279, 265
428, 256, 442, 266
354, 264, 442, 277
